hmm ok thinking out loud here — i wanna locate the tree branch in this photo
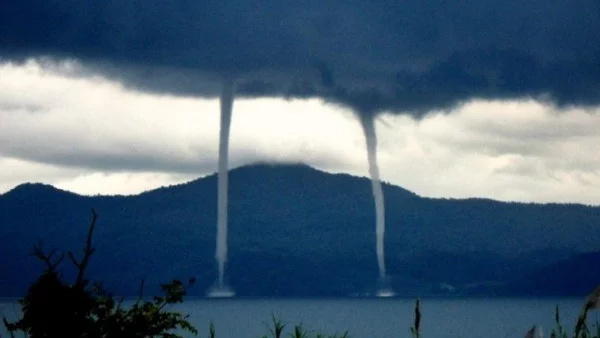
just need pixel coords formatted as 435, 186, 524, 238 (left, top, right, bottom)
32, 242, 64, 271
75, 209, 98, 286
135, 279, 145, 306
67, 251, 81, 269
116, 296, 125, 311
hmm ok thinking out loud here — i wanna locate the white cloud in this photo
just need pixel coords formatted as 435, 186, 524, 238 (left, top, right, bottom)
1, 60, 600, 204
54, 172, 198, 196
373, 101, 600, 204
0, 157, 79, 193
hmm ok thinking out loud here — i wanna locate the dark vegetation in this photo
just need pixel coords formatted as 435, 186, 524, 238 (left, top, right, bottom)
550, 288, 600, 338
2, 209, 197, 338
0, 163, 599, 297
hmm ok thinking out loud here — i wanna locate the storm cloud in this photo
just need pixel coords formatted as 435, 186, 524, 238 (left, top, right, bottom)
2, 0, 599, 115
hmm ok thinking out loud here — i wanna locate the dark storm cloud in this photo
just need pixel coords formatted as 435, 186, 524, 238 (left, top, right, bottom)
1, 0, 599, 115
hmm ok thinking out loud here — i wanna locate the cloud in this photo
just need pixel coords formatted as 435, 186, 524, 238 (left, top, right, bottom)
373, 100, 600, 203
54, 172, 196, 196
1, 0, 599, 114
0, 61, 363, 175
2, 61, 600, 203
0, 157, 79, 193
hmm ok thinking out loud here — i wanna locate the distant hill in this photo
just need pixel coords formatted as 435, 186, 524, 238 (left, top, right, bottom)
498, 251, 600, 297
1, 163, 599, 297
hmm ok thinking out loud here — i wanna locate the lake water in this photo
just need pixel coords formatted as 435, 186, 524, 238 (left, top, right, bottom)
1, 297, 597, 338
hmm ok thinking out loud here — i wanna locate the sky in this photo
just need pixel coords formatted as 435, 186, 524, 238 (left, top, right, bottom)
2, 59, 600, 204
1, 1, 599, 204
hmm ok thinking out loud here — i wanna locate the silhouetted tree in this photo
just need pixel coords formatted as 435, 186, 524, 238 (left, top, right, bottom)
3, 209, 197, 338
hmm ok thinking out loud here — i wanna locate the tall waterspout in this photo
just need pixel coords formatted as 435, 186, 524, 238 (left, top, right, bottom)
215, 78, 234, 291
358, 114, 386, 279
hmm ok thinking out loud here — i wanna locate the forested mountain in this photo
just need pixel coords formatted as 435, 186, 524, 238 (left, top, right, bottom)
1, 163, 598, 297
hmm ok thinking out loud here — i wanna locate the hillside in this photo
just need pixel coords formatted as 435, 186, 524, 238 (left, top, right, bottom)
1, 163, 599, 297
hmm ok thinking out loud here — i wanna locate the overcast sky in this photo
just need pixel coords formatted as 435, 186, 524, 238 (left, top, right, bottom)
1, 59, 599, 205
1, 1, 599, 204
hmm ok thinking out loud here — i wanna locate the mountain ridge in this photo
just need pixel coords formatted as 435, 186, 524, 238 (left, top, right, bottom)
1, 163, 598, 297
5, 163, 596, 208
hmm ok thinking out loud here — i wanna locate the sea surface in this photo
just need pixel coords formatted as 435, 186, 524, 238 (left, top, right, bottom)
1, 297, 596, 338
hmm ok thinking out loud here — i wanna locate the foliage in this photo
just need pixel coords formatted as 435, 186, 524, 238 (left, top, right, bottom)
410, 298, 421, 338
259, 315, 348, 338
209, 321, 216, 338
291, 324, 310, 338
263, 314, 287, 338
2, 209, 197, 338
550, 284, 600, 338
551, 305, 568, 338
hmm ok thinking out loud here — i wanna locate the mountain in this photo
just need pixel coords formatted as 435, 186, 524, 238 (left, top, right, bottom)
498, 251, 600, 296
1, 163, 599, 297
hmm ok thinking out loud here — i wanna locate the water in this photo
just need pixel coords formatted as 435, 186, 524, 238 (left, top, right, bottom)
1, 297, 595, 338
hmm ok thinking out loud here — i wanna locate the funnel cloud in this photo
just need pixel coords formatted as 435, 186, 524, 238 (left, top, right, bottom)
216, 79, 235, 289
358, 114, 387, 279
